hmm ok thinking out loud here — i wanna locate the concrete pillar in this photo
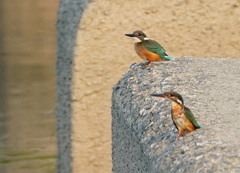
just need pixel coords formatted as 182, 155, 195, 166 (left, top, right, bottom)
112, 57, 240, 172
56, 0, 90, 172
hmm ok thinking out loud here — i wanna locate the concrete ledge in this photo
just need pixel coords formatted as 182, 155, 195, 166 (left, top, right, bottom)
112, 57, 240, 173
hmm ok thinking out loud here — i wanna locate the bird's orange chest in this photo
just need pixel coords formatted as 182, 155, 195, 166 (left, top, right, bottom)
171, 103, 184, 119
171, 103, 196, 131
134, 43, 161, 61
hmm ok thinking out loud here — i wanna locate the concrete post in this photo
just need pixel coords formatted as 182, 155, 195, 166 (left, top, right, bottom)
56, 0, 90, 172
112, 57, 240, 173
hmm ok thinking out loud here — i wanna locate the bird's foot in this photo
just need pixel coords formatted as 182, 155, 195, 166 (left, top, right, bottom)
146, 62, 152, 67
176, 135, 181, 140
184, 131, 191, 136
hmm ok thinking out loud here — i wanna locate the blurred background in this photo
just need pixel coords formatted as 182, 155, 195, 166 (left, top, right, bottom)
0, 1, 58, 173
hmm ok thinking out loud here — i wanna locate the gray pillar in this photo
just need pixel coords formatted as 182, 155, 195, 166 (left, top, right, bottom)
56, 0, 90, 172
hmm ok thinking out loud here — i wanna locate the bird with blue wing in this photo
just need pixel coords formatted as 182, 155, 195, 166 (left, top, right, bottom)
125, 30, 174, 67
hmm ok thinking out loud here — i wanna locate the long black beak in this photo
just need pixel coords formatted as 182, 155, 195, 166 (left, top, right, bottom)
125, 34, 135, 37
150, 93, 165, 98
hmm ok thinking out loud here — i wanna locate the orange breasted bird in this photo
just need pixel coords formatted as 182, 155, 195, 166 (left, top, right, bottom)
151, 91, 202, 140
125, 30, 174, 67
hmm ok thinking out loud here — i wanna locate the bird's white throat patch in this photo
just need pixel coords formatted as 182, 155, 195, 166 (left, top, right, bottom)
132, 37, 151, 43
175, 99, 183, 105
171, 99, 183, 107
143, 37, 151, 40
132, 37, 142, 43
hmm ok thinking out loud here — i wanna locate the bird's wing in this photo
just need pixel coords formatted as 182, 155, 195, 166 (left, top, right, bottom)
142, 39, 166, 55
142, 40, 174, 61
184, 107, 202, 128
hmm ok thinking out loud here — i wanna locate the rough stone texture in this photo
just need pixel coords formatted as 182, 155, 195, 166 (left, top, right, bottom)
112, 57, 240, 173
56, 0, 90, 172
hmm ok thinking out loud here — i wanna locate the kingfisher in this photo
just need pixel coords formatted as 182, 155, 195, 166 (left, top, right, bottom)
151, 91, 202, 140
125, 30, 174, 67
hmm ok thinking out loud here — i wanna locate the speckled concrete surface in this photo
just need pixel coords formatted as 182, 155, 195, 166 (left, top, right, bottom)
112, 57, 240, 173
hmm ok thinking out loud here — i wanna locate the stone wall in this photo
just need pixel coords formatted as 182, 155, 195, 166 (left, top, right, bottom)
112, 57, 240, 172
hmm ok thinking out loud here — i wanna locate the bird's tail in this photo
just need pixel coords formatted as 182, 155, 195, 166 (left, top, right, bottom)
163, 55, 174, 61
196, 125, 203, 129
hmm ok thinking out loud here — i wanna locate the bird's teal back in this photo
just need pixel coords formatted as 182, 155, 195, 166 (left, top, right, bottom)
142, 40, 166, 55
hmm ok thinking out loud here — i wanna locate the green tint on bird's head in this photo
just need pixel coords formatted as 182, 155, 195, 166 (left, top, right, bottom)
125, 30, 147, 42
151, 91, 184, 105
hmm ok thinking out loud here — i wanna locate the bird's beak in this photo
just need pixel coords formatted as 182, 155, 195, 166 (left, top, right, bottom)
125, 34, 135, 37
150, 93, 166, 98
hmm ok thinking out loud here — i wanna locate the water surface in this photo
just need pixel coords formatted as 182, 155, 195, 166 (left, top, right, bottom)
0, 1, 58, 173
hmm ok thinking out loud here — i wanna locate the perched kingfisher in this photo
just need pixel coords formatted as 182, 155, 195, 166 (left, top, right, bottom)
125, 30, 173, 67
151, 91, 202, 140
